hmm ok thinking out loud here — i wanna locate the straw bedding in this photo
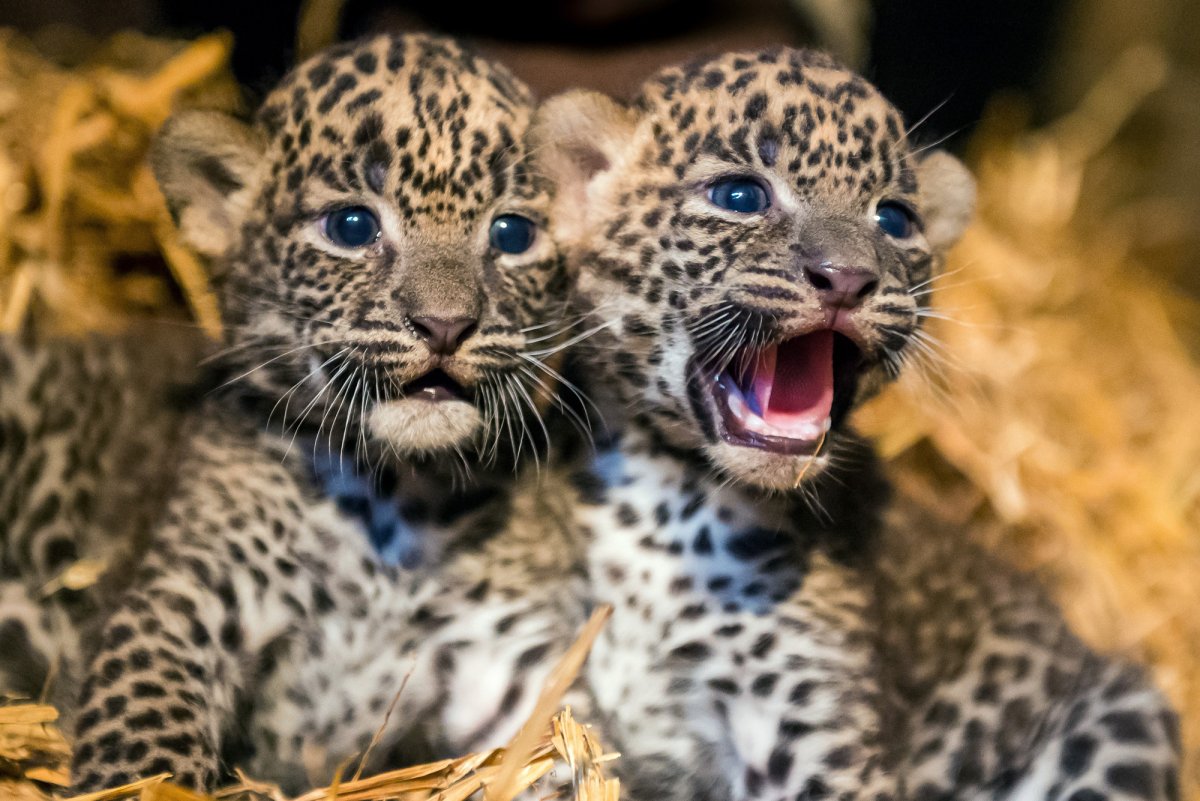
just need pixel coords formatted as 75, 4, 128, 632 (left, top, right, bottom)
0, 27, 1195, 801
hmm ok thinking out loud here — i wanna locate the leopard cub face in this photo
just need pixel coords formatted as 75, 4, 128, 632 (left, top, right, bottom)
535, 48, 975, 489
153, 34, 565, 461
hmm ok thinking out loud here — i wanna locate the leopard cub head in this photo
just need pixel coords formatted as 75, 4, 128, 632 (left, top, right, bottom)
153, 34, 566, 463
534, 47, 975, 490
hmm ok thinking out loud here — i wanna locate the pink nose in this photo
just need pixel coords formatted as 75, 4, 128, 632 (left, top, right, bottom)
804, 263, 879, 309
408, 316, 478, 355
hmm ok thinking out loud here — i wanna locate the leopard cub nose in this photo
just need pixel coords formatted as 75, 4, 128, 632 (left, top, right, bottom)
408, 316, 478, 355
804, 262, 879, 309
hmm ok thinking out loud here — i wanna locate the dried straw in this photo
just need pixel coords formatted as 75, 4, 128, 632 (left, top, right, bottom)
0, 28, 237, 337
2, 608, 618, 801
0, 703, 71, 790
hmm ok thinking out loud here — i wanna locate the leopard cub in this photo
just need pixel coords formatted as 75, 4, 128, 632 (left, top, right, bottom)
532, 47, 1180, 801
64, 33, 575, 792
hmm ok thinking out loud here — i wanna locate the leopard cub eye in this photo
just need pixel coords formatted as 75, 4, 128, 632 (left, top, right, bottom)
707, 178, 770, 214
324, 206, 380, 248
873, 201, 918, 239
489, 214, 537, 254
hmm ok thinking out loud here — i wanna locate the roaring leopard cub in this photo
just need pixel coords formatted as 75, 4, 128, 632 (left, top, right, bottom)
64, 33, 577, 792
534, 48, 1180, 801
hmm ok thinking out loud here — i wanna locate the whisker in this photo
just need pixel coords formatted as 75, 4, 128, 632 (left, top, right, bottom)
904, 94, 953, 140
909, 127, 966, 159
524, 320, 616, 358
213, 339, 350, 392
520, 310, 609, 344
509, 375, 547, 473
906, 264, 970, 295
516, 353, 603, 430
517, 363, 595, 451
312, 357, 355, 460
338, 365, 361, 466
267, 347, 348, 435
321, 356, 358, 461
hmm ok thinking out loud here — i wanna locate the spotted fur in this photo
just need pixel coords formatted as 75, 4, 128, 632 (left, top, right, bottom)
0, 327, 201, 705
61, 33, 583, 792
1, 38, 1178, 801
531, 47, 1181, 801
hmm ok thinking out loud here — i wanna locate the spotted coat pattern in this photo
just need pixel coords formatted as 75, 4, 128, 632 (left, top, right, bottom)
61, 33, 585, 792
531, 48, 1182, 801
0, 39, 1179, 801
0, 327, 201, 706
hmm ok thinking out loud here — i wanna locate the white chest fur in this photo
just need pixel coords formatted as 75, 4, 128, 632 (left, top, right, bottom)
575, 434, 885, 800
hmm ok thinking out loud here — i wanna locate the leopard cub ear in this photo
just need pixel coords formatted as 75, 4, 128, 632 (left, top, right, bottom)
529, 90, 638, 244
914, 149, 976, 252
151, 110, 266, 259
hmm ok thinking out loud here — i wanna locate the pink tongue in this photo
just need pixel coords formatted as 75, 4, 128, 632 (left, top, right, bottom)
751, 331, 835, 430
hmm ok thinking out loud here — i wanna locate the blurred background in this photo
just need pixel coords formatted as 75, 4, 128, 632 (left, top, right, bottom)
0, 0, 1197, 797
0, 0, 1077, 146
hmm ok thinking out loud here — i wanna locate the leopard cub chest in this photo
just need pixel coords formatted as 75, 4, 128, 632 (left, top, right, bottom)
573, 431, 884, 801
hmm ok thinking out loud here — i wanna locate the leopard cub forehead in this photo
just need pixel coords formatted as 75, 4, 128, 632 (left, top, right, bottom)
254, 33, 540, 222
635, 48, 915, 203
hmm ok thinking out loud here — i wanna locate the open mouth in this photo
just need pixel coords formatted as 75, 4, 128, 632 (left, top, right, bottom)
704, 330, 862, 455
399, 369, 470, 403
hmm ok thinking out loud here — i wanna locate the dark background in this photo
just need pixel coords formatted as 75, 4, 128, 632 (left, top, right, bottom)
0, 0, 1065, 151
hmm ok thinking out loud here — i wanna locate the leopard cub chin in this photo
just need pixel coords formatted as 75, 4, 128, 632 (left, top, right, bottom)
367, 399, 483, 453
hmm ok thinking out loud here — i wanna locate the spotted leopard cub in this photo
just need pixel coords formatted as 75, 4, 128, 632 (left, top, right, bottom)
535, 48, 1179, 801
0, 327, 201, 704
69, 34, 568, 792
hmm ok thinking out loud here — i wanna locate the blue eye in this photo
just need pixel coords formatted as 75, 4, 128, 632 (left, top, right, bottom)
489, 214, 536, 254
325, 206, 380, 248
874, 201, 917, 239
708, 178, 770, 213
